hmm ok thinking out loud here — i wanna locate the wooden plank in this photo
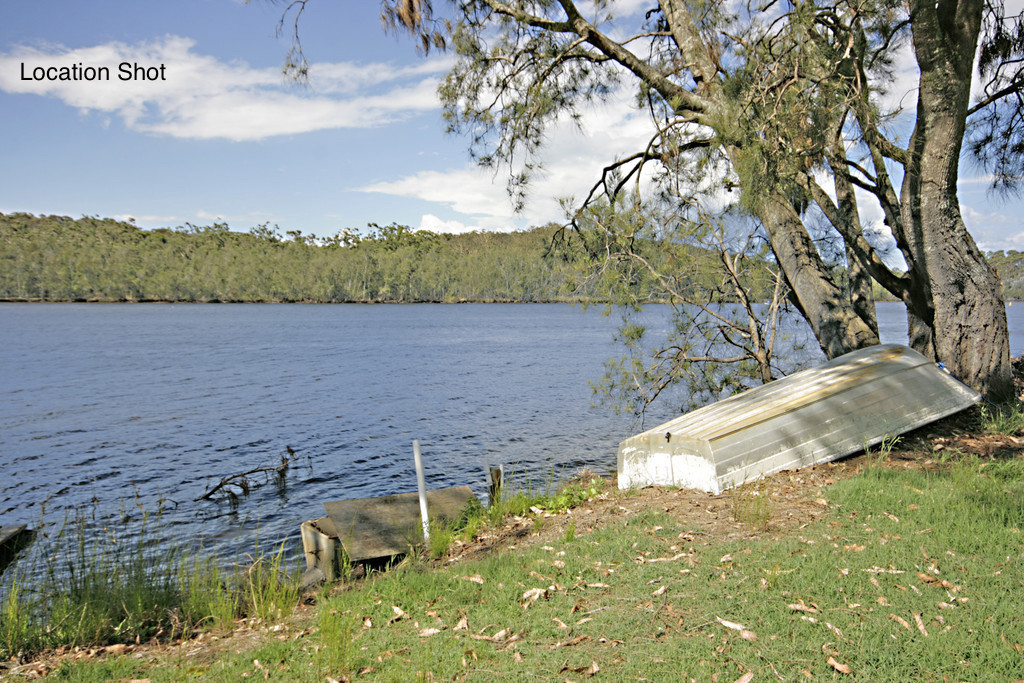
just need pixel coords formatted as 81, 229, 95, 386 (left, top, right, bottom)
323, 486, 476, 562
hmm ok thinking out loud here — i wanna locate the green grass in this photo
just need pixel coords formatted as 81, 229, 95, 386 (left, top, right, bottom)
982, 400, 1024, 435
0, 506, 301, 661
21, 455, 1024, 680
730, 478, 772, 530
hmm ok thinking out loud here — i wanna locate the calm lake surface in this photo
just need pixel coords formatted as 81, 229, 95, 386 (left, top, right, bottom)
2, 302, 1021, 563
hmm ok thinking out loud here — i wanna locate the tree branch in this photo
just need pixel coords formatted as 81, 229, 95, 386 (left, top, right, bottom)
478, 0, 712, 117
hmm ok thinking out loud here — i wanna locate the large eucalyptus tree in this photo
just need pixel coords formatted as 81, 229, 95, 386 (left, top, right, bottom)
274, 0, 1022, 401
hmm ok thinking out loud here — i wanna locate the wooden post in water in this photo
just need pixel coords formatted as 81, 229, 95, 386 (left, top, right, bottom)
413, 440, 430, 544
488, 465, 503, 508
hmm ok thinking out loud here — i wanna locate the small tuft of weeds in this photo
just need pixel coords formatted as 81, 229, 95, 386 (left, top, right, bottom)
981, 400, 1024, 435
730, 478, 772, 531
314, 599, 358, 679
235, 542, 300, 622
542, 474, 607, 513
863, 431, 902, 466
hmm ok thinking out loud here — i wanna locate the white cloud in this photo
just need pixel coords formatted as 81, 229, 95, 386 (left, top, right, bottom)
365, 166, 513, 216
193, 208, 287, 227
0, 36, 449, 141
961, 204, 1024, 252
112, 213, 183, 226
361, 87, 665, 226
419, 214, 487, 234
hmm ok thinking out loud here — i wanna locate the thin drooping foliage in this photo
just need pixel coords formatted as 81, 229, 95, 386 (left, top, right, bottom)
329, 0, 1024, 407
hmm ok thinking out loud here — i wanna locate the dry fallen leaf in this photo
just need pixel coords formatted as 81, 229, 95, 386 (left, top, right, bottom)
734, 673, 755, 683
915, 570, 958, 591
418, 627, 442, 637
462, 574, 485, 584
454, 615, 469, 631
470, 627, 513, 643
799, 615, 843, 639
827, 656, 852, 674
643, 552, 689, 564
716, 617, 746, 631
552, 618, 568, 629
787, 599, 819, 614
521, 587, 548, 609
889, 614, 912, 631
913, 612, 929, 636
549, 634, 590, 650
652, 585, 668, 596
558, 658, 599, 677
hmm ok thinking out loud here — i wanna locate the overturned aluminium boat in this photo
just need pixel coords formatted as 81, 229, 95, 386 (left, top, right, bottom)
617, 344, 981, 494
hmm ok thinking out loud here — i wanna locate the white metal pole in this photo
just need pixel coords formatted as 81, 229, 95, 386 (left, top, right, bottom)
413, 440, 430, 544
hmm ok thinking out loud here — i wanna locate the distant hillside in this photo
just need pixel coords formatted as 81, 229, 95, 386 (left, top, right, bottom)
987, 251, 1024, 301
11, 212, 1004, 306
0, 213, 603, 303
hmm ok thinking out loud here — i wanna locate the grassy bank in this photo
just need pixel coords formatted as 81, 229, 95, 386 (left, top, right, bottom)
0, 507, 300, 666
3, 420, 1024, 680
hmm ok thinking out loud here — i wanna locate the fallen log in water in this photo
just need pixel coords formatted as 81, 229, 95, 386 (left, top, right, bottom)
194, 447, 294, 502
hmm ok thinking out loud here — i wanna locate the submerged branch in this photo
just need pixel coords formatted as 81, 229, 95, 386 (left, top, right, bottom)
195, 447, 296, 502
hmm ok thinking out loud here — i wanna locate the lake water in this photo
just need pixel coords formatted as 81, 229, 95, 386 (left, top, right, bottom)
1, 301, 1020, 564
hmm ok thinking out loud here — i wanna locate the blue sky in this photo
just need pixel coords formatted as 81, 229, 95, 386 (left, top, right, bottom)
2, 0, 1024, 252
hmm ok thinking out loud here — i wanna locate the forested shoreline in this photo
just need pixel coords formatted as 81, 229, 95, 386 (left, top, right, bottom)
0, 213, 597, 304
3, 212, 1021, 304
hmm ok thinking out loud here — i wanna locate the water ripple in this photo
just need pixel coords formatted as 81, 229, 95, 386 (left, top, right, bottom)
2, 301, 995, 566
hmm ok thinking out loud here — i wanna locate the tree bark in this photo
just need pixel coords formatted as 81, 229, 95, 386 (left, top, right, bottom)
901, 0, 1012, 398
758, 195, 880, 359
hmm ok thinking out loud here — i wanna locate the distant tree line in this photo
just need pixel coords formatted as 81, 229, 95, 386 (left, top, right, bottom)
0, 213, 582, 303
4, 213, 1018, 307
0, 213, 641, 303
987, 251, 1024, 302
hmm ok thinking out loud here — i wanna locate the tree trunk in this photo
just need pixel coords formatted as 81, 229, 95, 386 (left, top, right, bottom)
759, 196, 880, 359
901, 0, 1012, 399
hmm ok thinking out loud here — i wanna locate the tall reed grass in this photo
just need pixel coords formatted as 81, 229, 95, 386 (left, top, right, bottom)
0, 503, 301, 660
